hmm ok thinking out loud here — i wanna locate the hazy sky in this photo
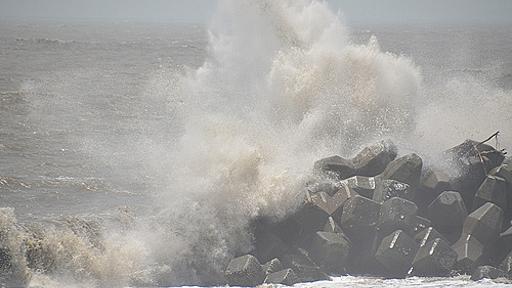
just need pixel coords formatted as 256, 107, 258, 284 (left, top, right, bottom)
0, 0, 511, 24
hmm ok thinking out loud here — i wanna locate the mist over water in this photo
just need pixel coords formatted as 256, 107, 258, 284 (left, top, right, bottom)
0, 0, 511, 287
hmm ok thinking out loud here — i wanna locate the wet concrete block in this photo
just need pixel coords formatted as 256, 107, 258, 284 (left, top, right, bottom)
420, 167, 452, 196
471, 265, 506, 281
490, 165, 512, 185
500, 250, 512, 275
225, 255, 265, 286
352, 140, 398, 177
323, 217, 343, 233
339, 176, 377, 198
375, 230, 419, 278
381, 153, 423, 187
373, 179, 414, 203
427, 191, 467, 234
309, 231, 351, 274
462, 202, 503, 245
417, 167, 452, 214
339, 195, 381, 241
473, 175, 507, 212
415, 227, 448, 247
314, 155, 356, 180
445, 140, 505, 208
412, 238, 457, 276
262, 258, 283, 276
411, 216, 431, 235
377, 197, 418, 236
452, 234, 486, 274
280, 248, 329, 283
254, 224, 291, 263
264, 269, 299, 286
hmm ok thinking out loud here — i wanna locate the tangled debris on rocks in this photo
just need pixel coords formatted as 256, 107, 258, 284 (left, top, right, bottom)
225, 134, 512, 286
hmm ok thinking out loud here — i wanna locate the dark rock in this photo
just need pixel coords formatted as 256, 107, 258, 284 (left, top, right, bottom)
373, 180, 413, 203
309, 231, 351, 274
377, 197, 418, 236
262, 258, 283, 276
280, 248, 329, 283
339, 195, 381, 241
381, 153, 423, 187
352, 140, 398, 177
415, 227, 447, 246
375, 230, 418, 278
473, 175, 507, 212
462, 202, 503, 245
314, 155, 356, 180
452, 235, 486, 274
225, 255, 265, 286
339, 176, 377, 198
264, 269, 299, 286
412, 238, 457, 276
427, 191, 467, 235
471, 265, 506, 281
411, 216, 431, 235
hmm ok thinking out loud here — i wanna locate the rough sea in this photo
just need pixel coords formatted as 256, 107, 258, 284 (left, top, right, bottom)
1, 1, 512, 287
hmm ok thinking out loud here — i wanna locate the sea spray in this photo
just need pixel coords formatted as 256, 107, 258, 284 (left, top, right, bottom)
149, 0, 421, 284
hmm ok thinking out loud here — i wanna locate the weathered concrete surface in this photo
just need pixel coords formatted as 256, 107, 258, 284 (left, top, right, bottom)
375, 230, 418, 278
377, 197, 418, 236
352, 140, 397, 177
264, 269, 299, 286
473, 175, 508, 212
381, 153, 423, 187
471, 265, 507, 281
315, 155, 356, 180
339, 195, 381, 241
462, 202, 503, 245
412, 238, 457, 276
225, 255, 265, 287
427, 191, 467, 236
309, 231, 351, 274
452, 234, 486, 274
373, 180, 414, 203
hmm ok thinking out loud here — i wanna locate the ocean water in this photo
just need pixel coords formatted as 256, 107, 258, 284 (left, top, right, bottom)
1, 0, 512, 287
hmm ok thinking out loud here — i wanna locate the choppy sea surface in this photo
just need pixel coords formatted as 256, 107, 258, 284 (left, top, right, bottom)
1, 9, 512, 288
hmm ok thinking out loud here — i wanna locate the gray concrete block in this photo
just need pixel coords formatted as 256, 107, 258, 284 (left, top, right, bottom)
462, 202, 503, 245
352, 140, 397, 177
314, 155, 356, 180
339, 176, 377, 198
225, 255, 265, 286
452, 234, 486, 274
375, 230, 418, 278
428, 191, 467, 234
381, 153, 423, 187
262, 258, 283, 276
471, 265, 506, 281
378, 197, 418, 236
473, 175, 507, 212
339, 195, 381, 241
264, 269, 299, 286
412, 238, 457, 276
309, 231, 351, 274
373, 180, 414, 203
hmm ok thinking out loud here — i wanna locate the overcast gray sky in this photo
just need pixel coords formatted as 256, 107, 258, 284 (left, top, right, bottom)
0, 0, 511, 24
